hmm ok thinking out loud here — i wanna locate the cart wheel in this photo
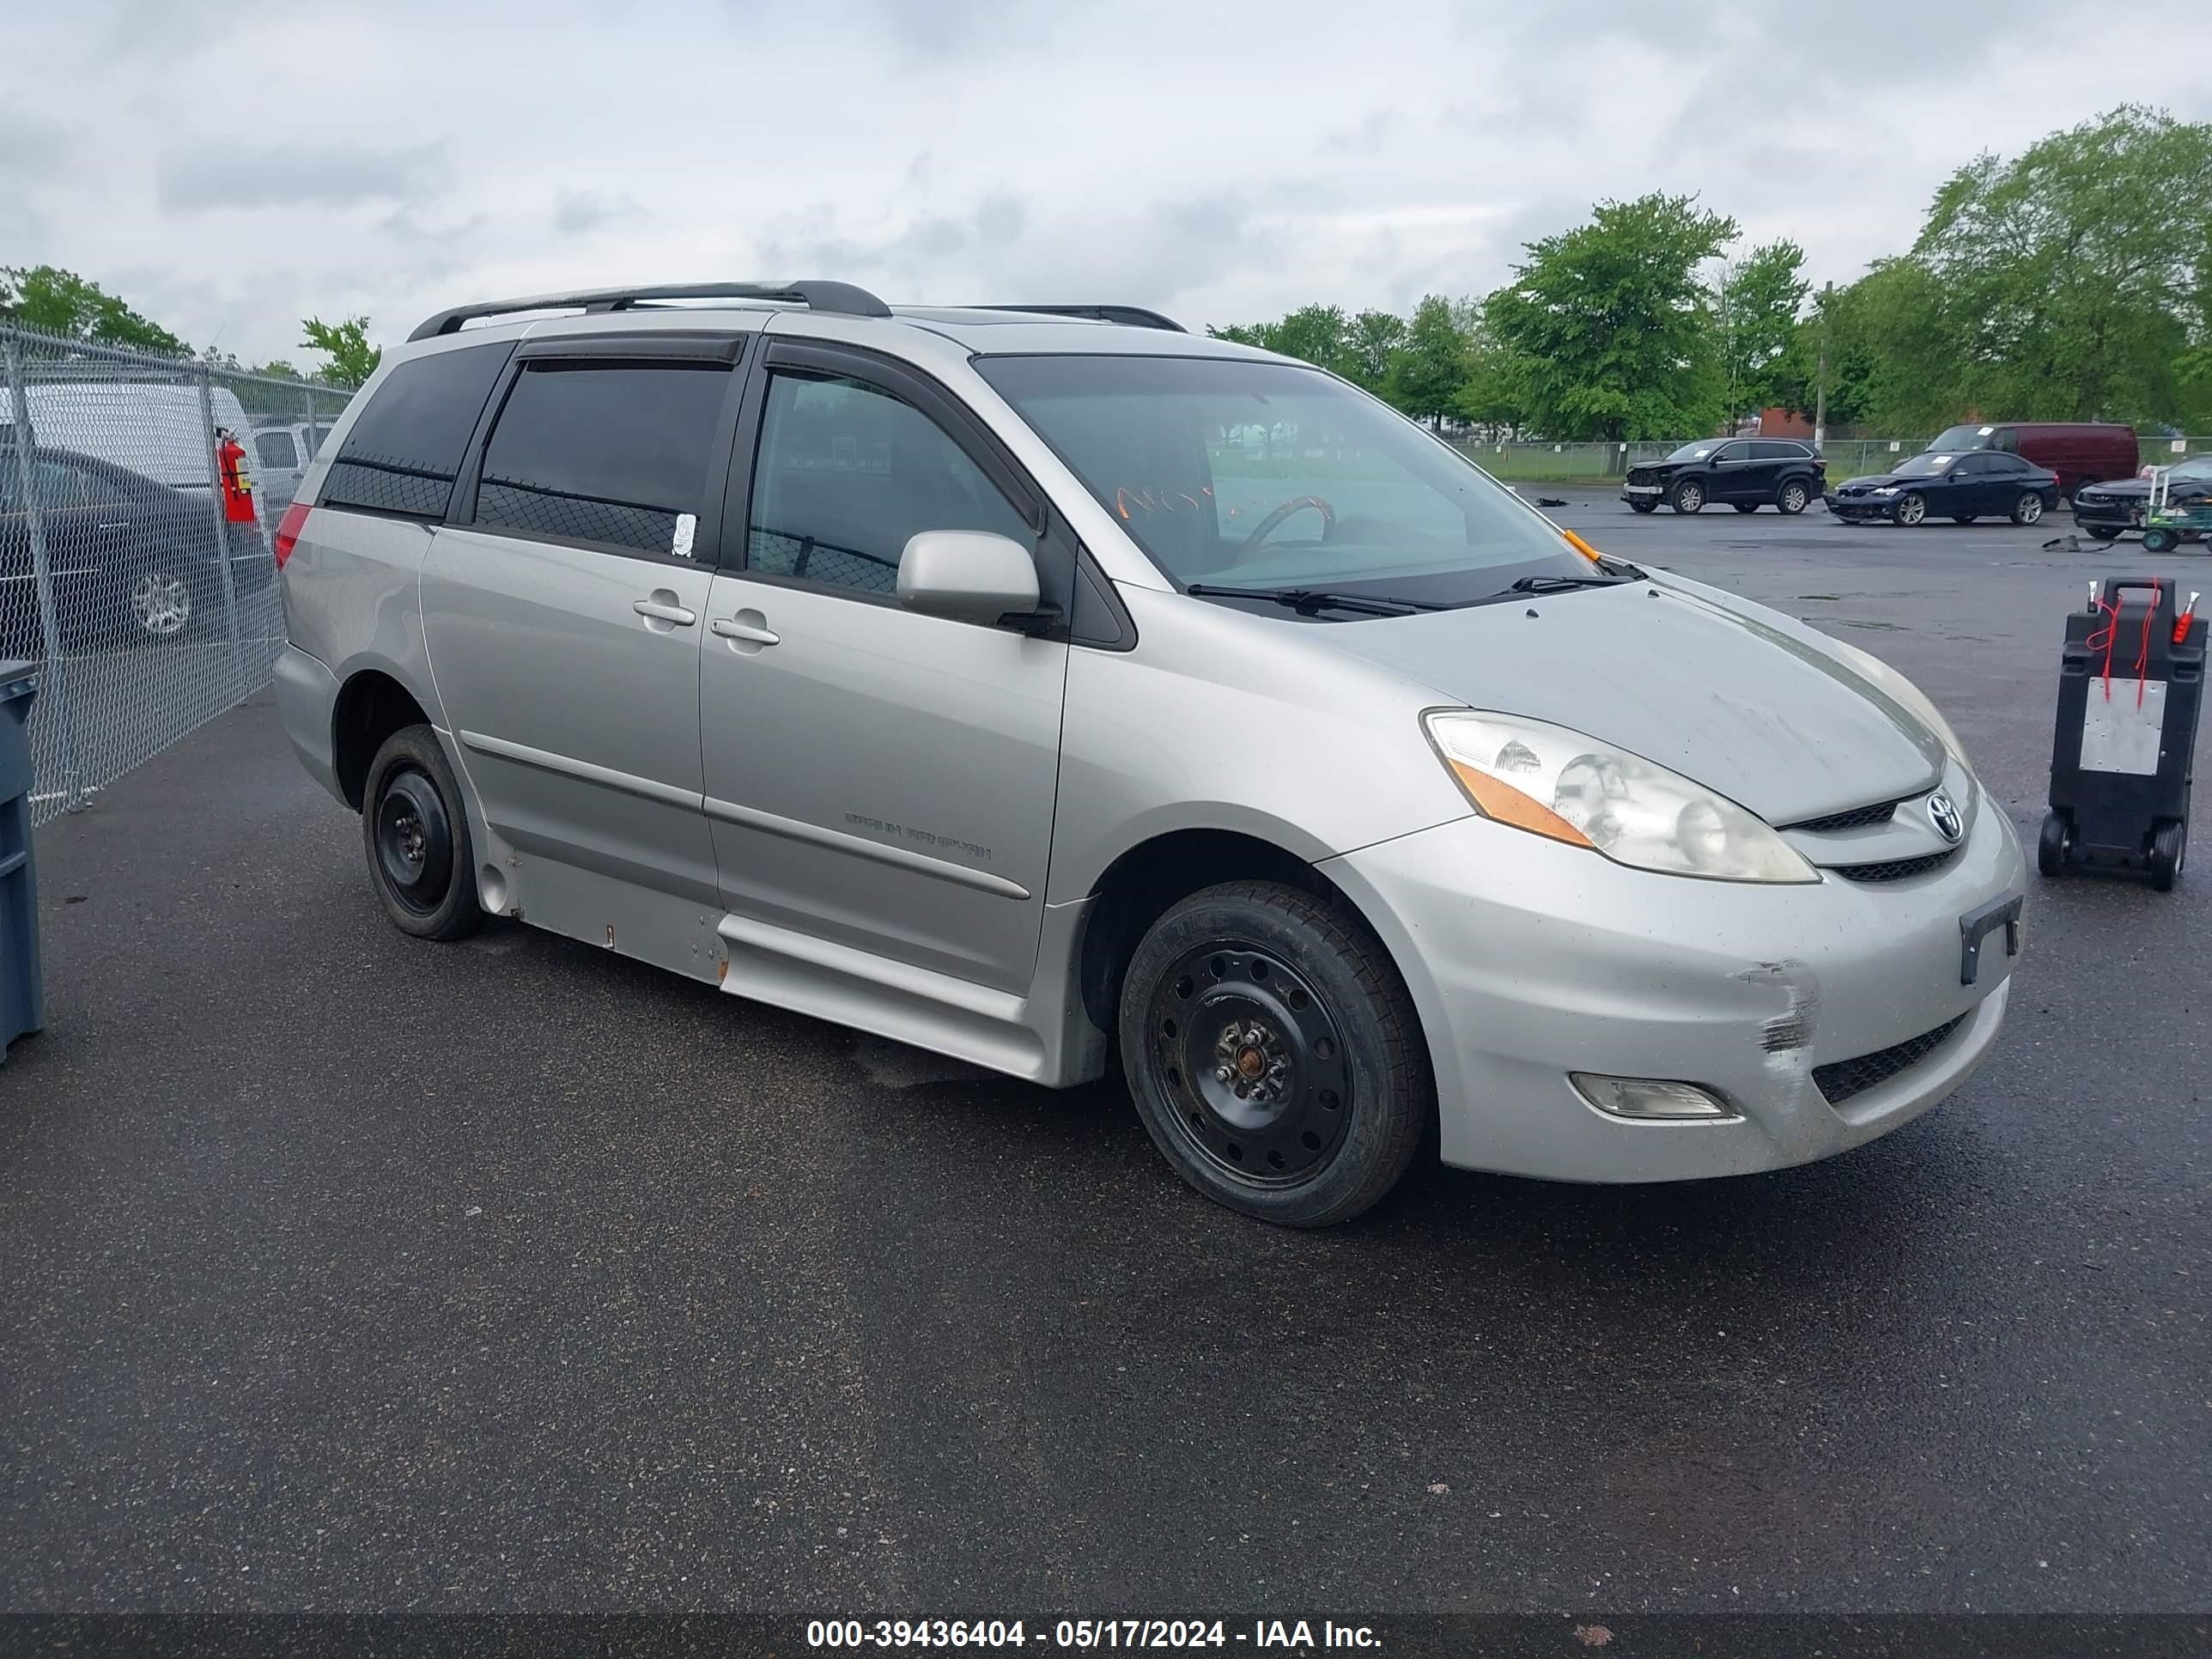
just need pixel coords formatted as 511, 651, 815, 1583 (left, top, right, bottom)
2038, 811, 2072, 878
2148, 822, 2184, 892
2143, 527, 2179, 553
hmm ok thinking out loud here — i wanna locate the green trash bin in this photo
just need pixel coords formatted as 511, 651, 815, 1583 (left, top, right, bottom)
1, 660, 40, 1060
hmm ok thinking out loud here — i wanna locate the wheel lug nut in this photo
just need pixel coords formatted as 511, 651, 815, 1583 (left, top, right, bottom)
1216, 1065, 1234, 1082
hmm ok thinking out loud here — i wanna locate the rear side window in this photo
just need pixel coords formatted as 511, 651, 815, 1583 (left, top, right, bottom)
1750, 441, 1802, 459
255, 430, 299, 470
320, 342, 514, 520
475, 362, 732, 556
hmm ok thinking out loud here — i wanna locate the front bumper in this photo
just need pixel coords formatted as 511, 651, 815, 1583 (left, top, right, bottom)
1321, 797, 2027, 1182
1825, 494, 1896, 520
1620, 482, 1665, 503
2071, 497, 2143, 532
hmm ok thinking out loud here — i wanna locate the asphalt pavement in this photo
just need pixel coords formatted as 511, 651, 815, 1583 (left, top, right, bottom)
2, 492, 2207, 1617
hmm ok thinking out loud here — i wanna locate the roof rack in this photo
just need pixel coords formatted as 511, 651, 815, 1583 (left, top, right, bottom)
981, 305, 1187, 333
406, 281, 892, 343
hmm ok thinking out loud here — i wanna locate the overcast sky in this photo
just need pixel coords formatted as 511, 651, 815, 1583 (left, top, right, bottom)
4, 0, 2210, 367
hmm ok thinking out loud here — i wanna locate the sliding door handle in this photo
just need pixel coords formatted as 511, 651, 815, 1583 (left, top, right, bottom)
710, 615, 781, 647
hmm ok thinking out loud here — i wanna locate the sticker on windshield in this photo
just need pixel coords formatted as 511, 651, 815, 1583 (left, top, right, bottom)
1978, 426, 1995, 435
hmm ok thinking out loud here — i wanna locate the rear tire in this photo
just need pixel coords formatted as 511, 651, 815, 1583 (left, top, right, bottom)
1669, 478, 1706, 514
362, 725, 484, 941
1118, 880, 1431, 1228
1777, 480, 1810, 515
2010, 492, 2045, 526
2038, 811, 2071, 878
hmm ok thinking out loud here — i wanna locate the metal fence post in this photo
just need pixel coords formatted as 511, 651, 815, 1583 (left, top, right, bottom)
3, 333, 88, 813
192, 363, 247, 684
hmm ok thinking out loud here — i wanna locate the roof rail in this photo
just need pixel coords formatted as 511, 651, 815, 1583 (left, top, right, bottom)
981, 304, 1188, 333
406, 281, 893, 343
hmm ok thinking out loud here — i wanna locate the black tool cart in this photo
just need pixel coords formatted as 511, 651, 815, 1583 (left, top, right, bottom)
2039, 578, 2203, 890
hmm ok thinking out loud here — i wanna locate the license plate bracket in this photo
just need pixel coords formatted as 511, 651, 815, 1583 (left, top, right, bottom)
1959, 893, 2023, 985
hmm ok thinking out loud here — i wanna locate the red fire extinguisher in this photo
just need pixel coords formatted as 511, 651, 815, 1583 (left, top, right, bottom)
216, 428, 256, 525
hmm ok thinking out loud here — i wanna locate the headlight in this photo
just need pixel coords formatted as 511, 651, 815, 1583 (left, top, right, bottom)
1423, 710, 1818, 884
1871, 486, 1899, 495
1822, 636, 1972, 766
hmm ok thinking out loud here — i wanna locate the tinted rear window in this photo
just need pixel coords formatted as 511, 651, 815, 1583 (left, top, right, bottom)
321, 342, 514, 520
475, 362, 732, 555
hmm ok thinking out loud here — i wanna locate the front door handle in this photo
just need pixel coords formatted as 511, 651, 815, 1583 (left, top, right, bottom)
710, 614, 781, 647
633, 593, 697, 627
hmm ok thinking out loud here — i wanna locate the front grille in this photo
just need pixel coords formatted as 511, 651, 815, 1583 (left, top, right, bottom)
1787, 799, 1901, 833
1832, 848, 1962, 883
1814, 1013, 1967, 1106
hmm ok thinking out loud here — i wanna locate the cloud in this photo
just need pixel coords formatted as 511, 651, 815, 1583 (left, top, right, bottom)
155, 143, 448, 212
552, 191, 646, 237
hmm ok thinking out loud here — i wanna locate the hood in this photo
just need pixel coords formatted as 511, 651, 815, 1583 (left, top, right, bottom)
1834, 471, 1918, 490
1323, 576, 1945, 824
2075, 477, 2152, 499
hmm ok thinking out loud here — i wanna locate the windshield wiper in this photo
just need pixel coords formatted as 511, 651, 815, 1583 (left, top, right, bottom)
1184, 584, 1450, 617
1508, 571, 1636, 594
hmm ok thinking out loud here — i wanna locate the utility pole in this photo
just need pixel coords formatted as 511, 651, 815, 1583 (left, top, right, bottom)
1813, 282, 1832, 447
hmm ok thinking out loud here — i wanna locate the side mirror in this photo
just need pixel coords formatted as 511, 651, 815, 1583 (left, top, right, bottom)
897, 530, 1041, 626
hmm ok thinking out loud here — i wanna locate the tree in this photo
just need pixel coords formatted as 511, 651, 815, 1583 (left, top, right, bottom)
1911, 104, 2212, 424
1384, 294, 1472, 427
1485, 192, 1738, 440
301, 315, 382, 388
1712, 240, 1808, 417
1454, 304, 1527, 435
1343, 309, 1406, 391
1206, 304, 1352, 375
0, 265, 189, 355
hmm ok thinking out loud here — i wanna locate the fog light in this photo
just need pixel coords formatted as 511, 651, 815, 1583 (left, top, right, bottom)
1571, 1074, 1738, 1121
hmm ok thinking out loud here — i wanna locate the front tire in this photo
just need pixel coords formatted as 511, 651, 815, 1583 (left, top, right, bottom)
2011, 492, 2045, 526
1893, 491, 1928, 526
1777, 480, 1810, 515
1118, 880, 1431, 1228
1669, 478, 1706, 514
362, 725, 483, 940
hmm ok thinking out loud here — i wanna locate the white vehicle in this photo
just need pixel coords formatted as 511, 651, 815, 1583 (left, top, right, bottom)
251, 421, 337, 519
1, 380, 266, 533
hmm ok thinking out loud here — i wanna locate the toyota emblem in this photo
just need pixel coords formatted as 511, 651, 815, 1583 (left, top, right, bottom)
1927, 793, 1964, 843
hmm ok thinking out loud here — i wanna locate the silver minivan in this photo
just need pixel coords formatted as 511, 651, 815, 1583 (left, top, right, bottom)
272, 282, 2027, 1226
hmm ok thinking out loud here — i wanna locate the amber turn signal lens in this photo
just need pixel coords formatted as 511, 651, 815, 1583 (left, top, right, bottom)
1445, 760, 1593, 848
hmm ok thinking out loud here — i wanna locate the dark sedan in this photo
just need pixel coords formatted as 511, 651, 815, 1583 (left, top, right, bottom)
1621, 436, 1825, 515
2, 443, 272, 653
2073, 455, 2211, 543
1826, 448, 2059, 526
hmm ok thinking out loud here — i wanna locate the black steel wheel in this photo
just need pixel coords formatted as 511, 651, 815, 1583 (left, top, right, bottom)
2038, 811, 2071, 878
2148, 821, 2185, 892
1669, 478, 1705, 514
362, 724, 483, 940
1119, 880, 1430, 1227
1777, 480, 1810, 515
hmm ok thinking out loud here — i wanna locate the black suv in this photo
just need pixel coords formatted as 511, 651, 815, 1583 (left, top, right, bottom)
1621, 438, 1825, 515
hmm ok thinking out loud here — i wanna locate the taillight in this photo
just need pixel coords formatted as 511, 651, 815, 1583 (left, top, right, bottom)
272, 501, 310, 568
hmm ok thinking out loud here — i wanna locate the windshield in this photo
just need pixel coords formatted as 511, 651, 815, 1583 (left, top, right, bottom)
2166, 455, 2212, 483
974, 354, 1602, 605
1928, 424, 1996, 453
1893, 453, 1955, 478
1664, 441, 1718, 463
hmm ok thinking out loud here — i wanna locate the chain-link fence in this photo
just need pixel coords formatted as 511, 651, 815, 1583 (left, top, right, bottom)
1448, 433, 2212, 483
2, 322, 356, 827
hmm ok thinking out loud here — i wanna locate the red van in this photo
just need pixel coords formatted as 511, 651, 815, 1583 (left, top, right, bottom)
1923, 422, 2139, 501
